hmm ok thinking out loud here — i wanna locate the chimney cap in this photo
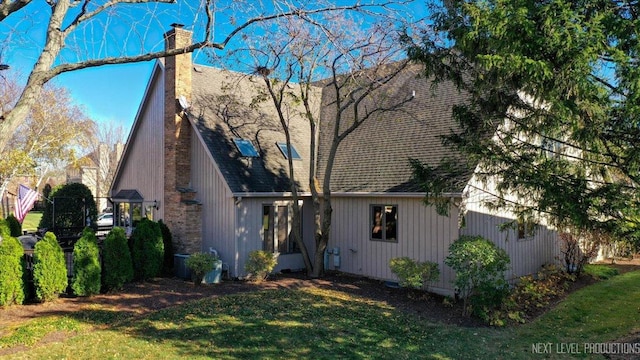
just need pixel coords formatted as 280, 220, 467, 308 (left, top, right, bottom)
171, 23, 185, 29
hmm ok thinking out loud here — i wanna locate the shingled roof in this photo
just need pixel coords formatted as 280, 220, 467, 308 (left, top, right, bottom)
316, 63, 473, 193
188, 66, 318, 194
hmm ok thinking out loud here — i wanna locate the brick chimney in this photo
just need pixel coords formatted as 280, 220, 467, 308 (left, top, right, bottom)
163, 24, 202, 254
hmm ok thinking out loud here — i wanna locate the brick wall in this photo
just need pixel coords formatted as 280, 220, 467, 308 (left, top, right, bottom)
163, 25, 202, 254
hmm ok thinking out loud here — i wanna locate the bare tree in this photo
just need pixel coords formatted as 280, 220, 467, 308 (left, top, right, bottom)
0, 0, 387, 154
224, 7, 420, 276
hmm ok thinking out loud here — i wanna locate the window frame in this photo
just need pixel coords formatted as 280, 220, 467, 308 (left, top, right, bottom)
370, 204, 398, 243
262, 203, 300, 254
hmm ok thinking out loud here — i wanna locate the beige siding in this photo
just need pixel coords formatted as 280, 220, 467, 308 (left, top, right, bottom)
329, 196, 460, 295
189, 133, 236, 271
462, 174, 560, 280
112, 67, 165, 220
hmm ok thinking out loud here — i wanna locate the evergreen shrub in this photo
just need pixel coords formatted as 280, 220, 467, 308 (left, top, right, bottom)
103, 227, 133, 291
158, 220, 174, 275
244, 250, 277, 282
131, 219, 164, 280
71, 228, 101, 296
6, 214, 22, 237
33, 232, 68, 302
0, 220, 26, 306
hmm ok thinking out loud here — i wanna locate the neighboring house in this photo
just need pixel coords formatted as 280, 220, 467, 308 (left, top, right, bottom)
111, 25, 559, 295
67, 142, 124, 212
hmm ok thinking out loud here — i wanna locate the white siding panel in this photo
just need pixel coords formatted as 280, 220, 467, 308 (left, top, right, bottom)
112, 70, 165, 219
329, 197, 459, 295
190, 134, 236, 273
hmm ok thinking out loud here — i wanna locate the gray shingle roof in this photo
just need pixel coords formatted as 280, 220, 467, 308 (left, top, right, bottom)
316, 63, 473, 193
189, 66, 316, 193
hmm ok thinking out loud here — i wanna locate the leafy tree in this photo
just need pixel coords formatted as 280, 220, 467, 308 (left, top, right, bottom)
102, 227, 134, 291
71, 228, 101, 296
33, 232, 68, 302
0, 0, 387, 154
0, 81, 92, 203
38, 183, 97, 236
0, 219, 26, 306
407, 0, 640, 242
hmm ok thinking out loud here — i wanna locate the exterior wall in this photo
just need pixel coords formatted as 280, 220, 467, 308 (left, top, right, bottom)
462, 174, 561, 281
111, 67, 165, 220
328, 196, 460, 295
189, 133, 236, 269
234, 197, 309, 278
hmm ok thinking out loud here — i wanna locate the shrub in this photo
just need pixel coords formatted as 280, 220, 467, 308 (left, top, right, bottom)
445, 235, 510, 319
6, 214, 22, 237
186, 252, 217, 285
130, 219, 164, 280
102, 227, 134, 291
33, 232, 68, 302
496, 264, 575, 325
389, 257, 439, 290
560, 231, 602, 276
0, 220, 26, 306
71, 228, 101, 296
244, 250, 277, 282
158, 220, 174, 275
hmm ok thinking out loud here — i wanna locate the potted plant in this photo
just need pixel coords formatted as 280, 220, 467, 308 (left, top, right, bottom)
185, 252, 217, 286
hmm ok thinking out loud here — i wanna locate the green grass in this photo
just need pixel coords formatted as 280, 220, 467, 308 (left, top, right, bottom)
2, 271, 639, 359
583, 264, 620, 280
21, 211, 42, 232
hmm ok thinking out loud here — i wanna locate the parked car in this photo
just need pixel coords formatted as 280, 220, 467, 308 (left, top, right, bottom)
97, 213, 113, 227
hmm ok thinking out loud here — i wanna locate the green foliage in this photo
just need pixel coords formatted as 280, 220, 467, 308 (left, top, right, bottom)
33, 232, 67, 302
389, 257, 439, 290
6, 214, 22, 237
0, 220, 26, 306
158, 220, 174, 275
102, 227, 134, 291
495, 264, 575, 325
71, 228, 101, 296
186, 252, 218, 285
38, 183, 97, 235
407, 0, 640, 241
130, 219, 164, 281
244, 250, 277, 282
445, 235, 510, 319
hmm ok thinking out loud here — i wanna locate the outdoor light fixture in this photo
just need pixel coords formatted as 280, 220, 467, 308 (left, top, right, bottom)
154, 200, 160, 210
0, 64, 9, 71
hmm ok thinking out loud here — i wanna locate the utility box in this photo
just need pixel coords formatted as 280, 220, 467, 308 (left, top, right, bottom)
203, 260, 223, 284
174, 254, 191, 280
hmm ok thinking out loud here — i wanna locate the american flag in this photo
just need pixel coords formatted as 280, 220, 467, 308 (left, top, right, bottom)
14, 184, 38, 223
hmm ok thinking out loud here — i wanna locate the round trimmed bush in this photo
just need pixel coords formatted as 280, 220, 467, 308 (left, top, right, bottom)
33, 232, 68, 302
71, 228, 101, 296
244, 250, 277, 282
131, 219, 164, 281
0, 220, 26, 306
103, 227, 133, 291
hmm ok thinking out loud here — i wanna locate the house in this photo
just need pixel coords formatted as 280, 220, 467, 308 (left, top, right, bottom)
111, 25, 559, 295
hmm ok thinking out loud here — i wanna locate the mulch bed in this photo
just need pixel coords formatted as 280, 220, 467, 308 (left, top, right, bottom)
1, 260, 638, 353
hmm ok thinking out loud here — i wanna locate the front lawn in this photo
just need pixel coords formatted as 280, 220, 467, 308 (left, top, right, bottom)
21, 211, 42, 233
1, 270, 639, 359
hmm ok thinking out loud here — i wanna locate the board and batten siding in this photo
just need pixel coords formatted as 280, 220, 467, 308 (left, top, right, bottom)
328, 196, 460, 295
189, 133, 236, 272
462, 175, 560, 281
111, 67, 165, 220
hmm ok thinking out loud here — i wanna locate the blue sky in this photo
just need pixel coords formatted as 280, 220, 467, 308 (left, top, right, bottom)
1, 1, 426, 133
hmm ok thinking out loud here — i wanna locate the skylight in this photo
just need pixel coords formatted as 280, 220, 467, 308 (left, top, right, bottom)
233, 138, 259, 157
277, 142, 301, 160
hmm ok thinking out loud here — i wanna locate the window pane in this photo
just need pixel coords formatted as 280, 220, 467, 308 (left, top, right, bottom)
371, 206, 383, 239
233, 138, 259, 157
277, 142, 302, 160
277, 206, 288, 253
263, 206, 274, 252
385, 205, 397, 240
